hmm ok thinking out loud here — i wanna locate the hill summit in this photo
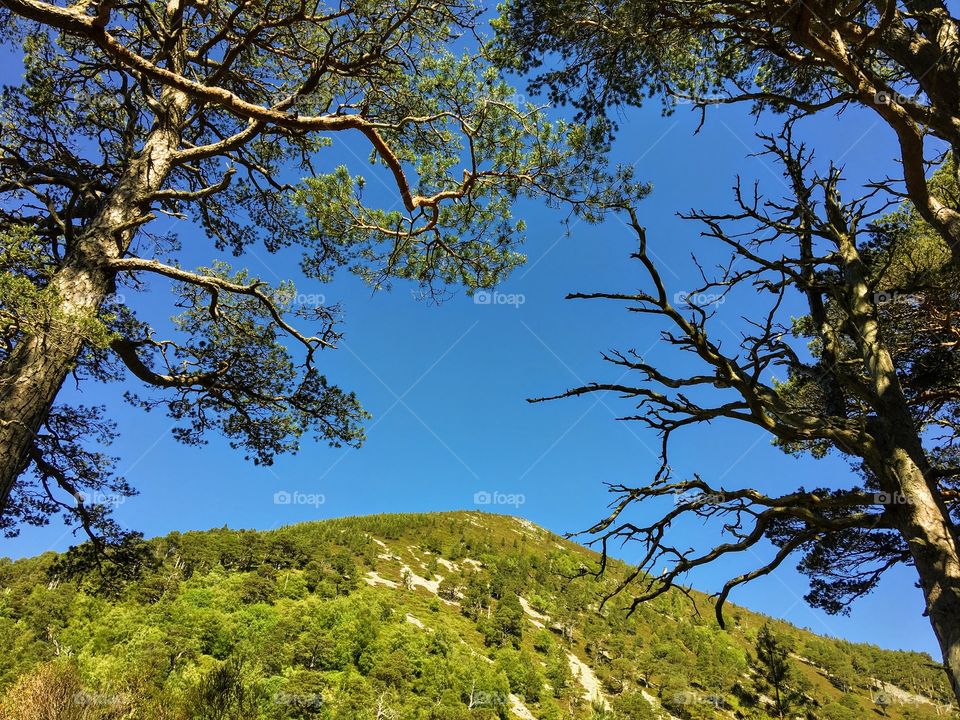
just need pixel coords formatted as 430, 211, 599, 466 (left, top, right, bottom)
0, 511, 954, 719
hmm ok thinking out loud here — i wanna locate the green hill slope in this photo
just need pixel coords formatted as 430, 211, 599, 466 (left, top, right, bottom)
0, 511, 955, 719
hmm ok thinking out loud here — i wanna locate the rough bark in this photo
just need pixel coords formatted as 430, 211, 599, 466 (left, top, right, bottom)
867, 402, 960, 702
886, 448, 960, 703
0, 68, 189, 510
836, 184, 960, 702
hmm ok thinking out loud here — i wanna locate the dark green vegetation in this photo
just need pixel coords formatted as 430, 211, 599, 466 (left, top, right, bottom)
0, 512, 954, 719
2, 0, 959, 708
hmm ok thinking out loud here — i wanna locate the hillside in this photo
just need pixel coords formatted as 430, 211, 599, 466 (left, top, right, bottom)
0, 511, 955, 719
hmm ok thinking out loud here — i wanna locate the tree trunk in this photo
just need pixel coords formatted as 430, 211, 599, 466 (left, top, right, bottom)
881, 441, 960, 706
861, 390, 960, 706
0, 84, 189, 513
863, 371, 960, 704
865, 389, 960, 705
837, 200, 960, 704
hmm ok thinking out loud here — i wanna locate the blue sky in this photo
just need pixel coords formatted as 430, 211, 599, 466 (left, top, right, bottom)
0, 29, 939, 659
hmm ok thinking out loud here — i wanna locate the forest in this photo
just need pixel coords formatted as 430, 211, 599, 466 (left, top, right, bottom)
1, 0, 959, 716
0, 512, 955, 719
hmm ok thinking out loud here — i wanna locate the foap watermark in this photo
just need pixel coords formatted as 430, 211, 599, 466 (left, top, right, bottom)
473, 490, 525, 508
273, 490, 325, 508
78, 491, 126, 507
470, 690, 509, 707
874, 90, 921, 106
264, 285, 327, 310
670, 92, 728, 107
504, 89, 535, 108
870, 690, 953, 714
672, 691, 726, 709
473, 290, 526, 308
287, 292, 327, 308
874, 491, 909, 506
71, 291, 126, 306
272, 288, 327, 309
272, 691, 323, 709
873, 290, 905, 305
871, 690, 896, 707
73, 692, 128, 708
673, 290, 725, 308
674, 489, 725, 506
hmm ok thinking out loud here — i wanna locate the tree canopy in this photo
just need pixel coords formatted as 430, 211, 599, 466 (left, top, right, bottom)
495, 0, 960, 262
496, 0, 960, 703
0, 0, 639, 546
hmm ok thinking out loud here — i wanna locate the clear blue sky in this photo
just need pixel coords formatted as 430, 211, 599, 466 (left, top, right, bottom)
0, 25, 938, 659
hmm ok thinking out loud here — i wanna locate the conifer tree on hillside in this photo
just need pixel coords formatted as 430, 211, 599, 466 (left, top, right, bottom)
755, 625, 795, 719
